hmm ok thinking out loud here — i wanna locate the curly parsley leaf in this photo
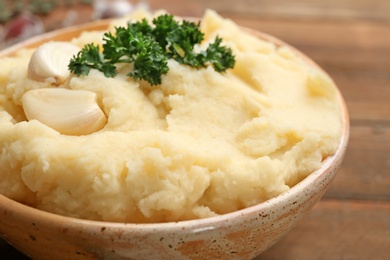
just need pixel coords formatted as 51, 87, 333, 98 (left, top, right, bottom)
126, 34, 169, 85
204, 36, 236, 72
166, 20, 205, 67
68, 14, 235, 85
152, 14, 179, 48
68, 43, 117, 78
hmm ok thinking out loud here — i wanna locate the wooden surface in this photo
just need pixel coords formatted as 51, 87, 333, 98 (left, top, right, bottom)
1, 0, 390, 259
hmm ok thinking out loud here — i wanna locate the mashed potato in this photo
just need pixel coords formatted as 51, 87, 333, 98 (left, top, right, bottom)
0, 10, 342, 223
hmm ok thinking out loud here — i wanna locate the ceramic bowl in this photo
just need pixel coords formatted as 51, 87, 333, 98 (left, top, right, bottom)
0, 20, 349, 259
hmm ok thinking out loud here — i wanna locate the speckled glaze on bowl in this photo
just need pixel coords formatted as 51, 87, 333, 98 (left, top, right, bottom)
0, 19, 349, 259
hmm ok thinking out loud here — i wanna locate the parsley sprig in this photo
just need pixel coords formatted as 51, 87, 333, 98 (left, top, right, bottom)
68, 14, 235, 85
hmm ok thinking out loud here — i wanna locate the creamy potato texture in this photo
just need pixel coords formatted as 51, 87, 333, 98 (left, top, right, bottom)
0, 10, 342, 223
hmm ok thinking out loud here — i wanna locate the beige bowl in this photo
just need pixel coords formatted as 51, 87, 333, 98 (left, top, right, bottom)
0, 20, 349, 259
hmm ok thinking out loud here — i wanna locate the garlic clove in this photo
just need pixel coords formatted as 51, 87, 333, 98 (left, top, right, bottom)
22, 88, 107, 135
28, 41, 80, 85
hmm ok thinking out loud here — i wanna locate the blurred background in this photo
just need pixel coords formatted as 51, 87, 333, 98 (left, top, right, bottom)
0, 0, 146, 49
0, 0, 389, 259
1, 0, 389, 49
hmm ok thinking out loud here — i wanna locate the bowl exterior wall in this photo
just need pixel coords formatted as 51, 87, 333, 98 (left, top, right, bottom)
0, 145, 346, 259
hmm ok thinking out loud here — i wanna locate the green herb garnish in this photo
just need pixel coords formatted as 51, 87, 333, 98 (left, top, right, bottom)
68, 14, 235, 85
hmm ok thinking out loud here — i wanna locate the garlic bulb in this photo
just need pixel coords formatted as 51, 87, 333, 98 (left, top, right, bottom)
22, 88, 107, 135
28, 41, 80, 85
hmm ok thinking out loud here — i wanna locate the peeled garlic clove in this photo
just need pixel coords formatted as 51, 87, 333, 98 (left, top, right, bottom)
28, 41, 80, 85
22, 88, 107, 135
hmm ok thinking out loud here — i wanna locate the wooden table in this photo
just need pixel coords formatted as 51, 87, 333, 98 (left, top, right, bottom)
1, 0, 389, 259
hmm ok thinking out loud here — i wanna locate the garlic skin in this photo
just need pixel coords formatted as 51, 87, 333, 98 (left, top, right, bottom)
22, 88, 107, 135
28, 42, 80, 85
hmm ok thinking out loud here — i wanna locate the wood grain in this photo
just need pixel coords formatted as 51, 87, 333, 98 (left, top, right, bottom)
1, 0, 390, 258
257, 199, 390, 259
326, 125, 390, 201
149, 0, 390, 21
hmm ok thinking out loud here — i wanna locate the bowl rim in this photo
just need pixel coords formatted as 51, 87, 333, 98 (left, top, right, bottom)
0, 19, 350, 231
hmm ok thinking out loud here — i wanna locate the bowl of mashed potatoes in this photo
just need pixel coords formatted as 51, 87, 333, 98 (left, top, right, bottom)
0, 9, 349, 259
